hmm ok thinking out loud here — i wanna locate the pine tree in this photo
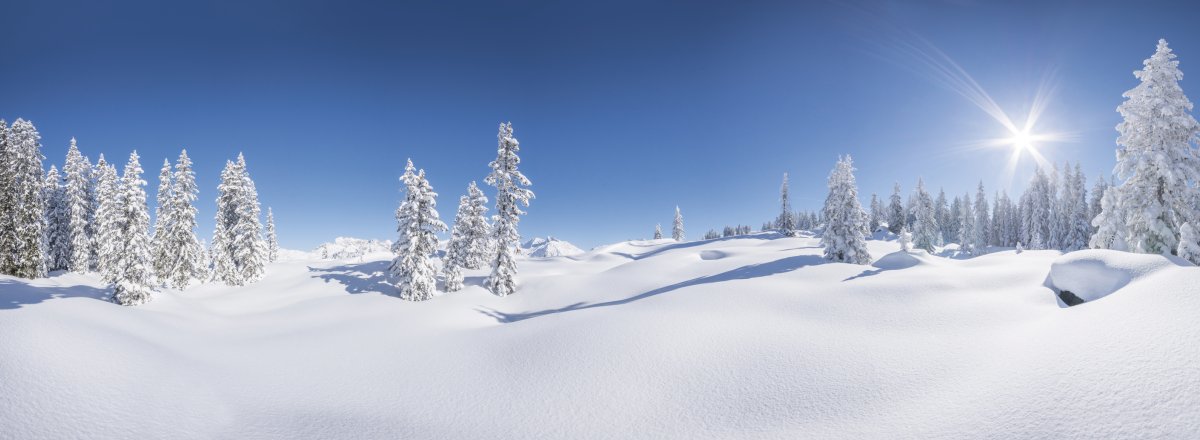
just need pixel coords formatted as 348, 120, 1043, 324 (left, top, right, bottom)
868, 193, 883, 233
934, 189, 950, 242
93, 156, 122, 280
958, 192, 975, 254
484, 123, 533, 297
887, 182, 905, 234
672, 206, 685, 241
1063, 163, 1091, 252
898, 226, 912, 252
1089, 174, 1110, 234
63, 138, 93, 272
212, 154, 266, 285
1178, 222, 1200, 264
1100, 39, 1200, 255
43, 166, 71, 271
265, 207, 278, 263
911, 178, 940, 252
158, 150, 206, 288
110, 152, 153, 306
442, 182, 490, 291
973, 182, 990, 254
820, 156, 871, 264
1090, 183, 1127, 250
390, 159, 447, 300
653, 223, 663, 240
150, 158, 173, 282
777, 172, 795, 236
0, 119, 47, 278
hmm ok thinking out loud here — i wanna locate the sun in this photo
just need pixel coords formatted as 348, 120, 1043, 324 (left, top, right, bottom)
1008, 129, 1035, 152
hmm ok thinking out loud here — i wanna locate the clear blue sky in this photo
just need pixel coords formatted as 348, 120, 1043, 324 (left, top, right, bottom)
2, 0, 1197, 250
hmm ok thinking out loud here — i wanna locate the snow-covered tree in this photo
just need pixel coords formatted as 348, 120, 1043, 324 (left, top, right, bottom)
898, 226, 912, 252
958, 192, 975, 254
62, 138, 93, 272
1063, 163, 1091, 252
110, 152, 153, 306
212, 154, 266, 286
653, 223, 663, 240
820, 156, 871, 264
150, 159, 173, 281
265, 208, 278, 263
672, 206, 684, 241
43, 166, 70, 271
390, 159, 447, 300
887, 182, 905, 234
973, 182, 990, 254
442, 182, 490, 291
1090, 183, 1128, 251
868, 193, 883, 233
1089, 174, 1110, 234
1178, 222, 1200, 264
93, 156, 122, 280
156, 150, 206, 288
911, 178, 940, 252
777, 172, 795, 236
934, 189, 950, 242
1098, 39, 1200, 255
0, 119, 47, 278
485, 123, 534, 297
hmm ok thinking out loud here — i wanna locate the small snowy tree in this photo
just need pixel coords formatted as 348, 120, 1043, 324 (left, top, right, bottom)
777, 172, 795, 236
485, 123, 534, 297
820, 156, 871, 264
110, 152, 153, 306
390, 160, 447, 300
868, 193, 883, 234
973, 182, 990, 254
958, 192, 975, 254
887, 182, 905, 234
672, 206, 685, 241
911, 178, 940, 253
442, 182, 490, 291
1178, 222, 1200, 264
898, 226, 912, 252
653, 223, 663, 239
265, 208, 278, 263
63, 138, 93, 272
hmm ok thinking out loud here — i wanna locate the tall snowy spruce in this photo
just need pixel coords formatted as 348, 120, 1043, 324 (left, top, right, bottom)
672, 206, 685, 241
150, 158, 173, 281
972, 182, 990, 254
911, 178, 940, 253
265, 207, 278, 263
442, 182, 490, 292
0, 119, 47, 278
958, 192, 974, 254
212, 154, 267, 286
868, 193, 883, 233
887, 182, 905, 234
63, 138, 93, 272
483, 123, 534, 297
110, 152, 154, 306
390, 159, 447, 300
777, 172, 795, 236
43, 166, 70, 271
1063, 163, 1091, 252
157, 150, 206, 288
1096, 39, 1200, 255
93, 156, 122, 280
820, 156, 871, 264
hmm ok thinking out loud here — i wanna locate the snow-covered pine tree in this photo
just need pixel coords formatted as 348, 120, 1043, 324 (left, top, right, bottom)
973, 182, 989, 254
777, 172, 795, 236
93, 156, 122, 280
653, 223, 663, 239
1026, 167, 1053, 250
150, 158, 173, 282
211, 154, 267, 286
911, 178, 940, 252
458, 181, 491, 269
868, 193, 883, 233
820, 156, 871, 264
110, 151, 153, 306
1090, 182, 1127, 250
0, 119, 11, 275
899, 226, 912, 252
1178, 222, 1200, 264
43, 166, 71, 271
442, 189, 474, 293
947, 195, 962, 245
484, 123, 534, 297
265, 207, 278, 263
1102, 39, 1200, 254
958, 192, 975, 254
0, 119, 48, 278
1089, 174, 1110, 234
1063, 163, 1091, 252
62, 138, 93, 272
390, 160, 447, 300
887, 182, 905, 234
934, 189, 950, 242
672, 206, 684, 241
158, 150, 205, 288
1047, 164, 1067, 250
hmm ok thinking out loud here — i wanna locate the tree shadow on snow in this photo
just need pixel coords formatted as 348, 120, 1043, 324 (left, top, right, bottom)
0, 278, 110, 310
309, 260, 396, 295
478, 254, 825, 323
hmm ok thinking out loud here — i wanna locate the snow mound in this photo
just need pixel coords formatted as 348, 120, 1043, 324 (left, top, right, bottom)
1048, 249, 1184, 302
872, 249, 940, 270
522, 236, 584, 258
312, 237, 393, 259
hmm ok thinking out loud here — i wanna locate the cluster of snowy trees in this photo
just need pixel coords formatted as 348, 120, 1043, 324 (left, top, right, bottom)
0, 121, 278, 304
391, 122, 533, 300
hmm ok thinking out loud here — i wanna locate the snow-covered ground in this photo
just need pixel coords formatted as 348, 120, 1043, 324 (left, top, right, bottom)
2, 233, 1198, 438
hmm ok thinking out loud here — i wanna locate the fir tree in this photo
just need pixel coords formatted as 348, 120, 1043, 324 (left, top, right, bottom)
898, 226, 912, 252
910, 178, 940, 252
973, 182, 990, 254
672, 206, 685, 241
151, 158, 173, 282
265, 207, 278, 263
212, 154, 266, 286
1063, 163, 1091, 252
777, 172, 795, 235
63, 138, 93, 272
653, 223, 663, 240
820, 156, 871, 264
110, 152, 153, 306
868, 193, 883, 234
442, 182, 490, 291
887, 182, 905, 234
158, 150, 206, 288
1178, 222, 1200, 264
390, 159, 447, 300
958, 192, 975, 254
93, 156, 122, 280
43, 166, 70, 271
484, 123, 533, 297
0, 119, 47, 278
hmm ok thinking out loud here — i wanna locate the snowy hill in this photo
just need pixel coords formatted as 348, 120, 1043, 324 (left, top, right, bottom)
311, 237, 393, 259
521, 236, 584, 258
2, 234, 1198, 438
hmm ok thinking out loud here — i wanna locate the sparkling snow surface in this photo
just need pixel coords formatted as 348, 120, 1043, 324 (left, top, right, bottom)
2, 233, 1198, 439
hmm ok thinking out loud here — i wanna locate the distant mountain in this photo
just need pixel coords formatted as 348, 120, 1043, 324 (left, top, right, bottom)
312, 237, 393, 259
521, 236, 584, 258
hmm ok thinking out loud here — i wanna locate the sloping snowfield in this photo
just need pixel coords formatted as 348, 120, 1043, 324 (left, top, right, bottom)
2, 233, 1198, 439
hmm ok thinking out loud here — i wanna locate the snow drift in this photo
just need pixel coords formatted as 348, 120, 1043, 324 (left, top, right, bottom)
1048, 249, 1189, 303
2, 235, 1198, 439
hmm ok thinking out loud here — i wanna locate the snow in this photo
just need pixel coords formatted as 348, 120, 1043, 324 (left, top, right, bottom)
1048, 249, 1189, 302
2, 234, 1199, 438
522, 236, 584, 258
310, 237, 393, 259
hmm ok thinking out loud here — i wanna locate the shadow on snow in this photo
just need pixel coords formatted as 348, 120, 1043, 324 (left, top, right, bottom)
309, 260, 395, 295
0, 277, 110, 310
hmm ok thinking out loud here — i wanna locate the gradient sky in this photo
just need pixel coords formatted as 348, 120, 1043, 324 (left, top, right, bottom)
2, 0, 1198, 250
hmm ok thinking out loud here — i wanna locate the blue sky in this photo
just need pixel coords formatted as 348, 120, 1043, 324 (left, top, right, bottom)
2, 0, 1197, 250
